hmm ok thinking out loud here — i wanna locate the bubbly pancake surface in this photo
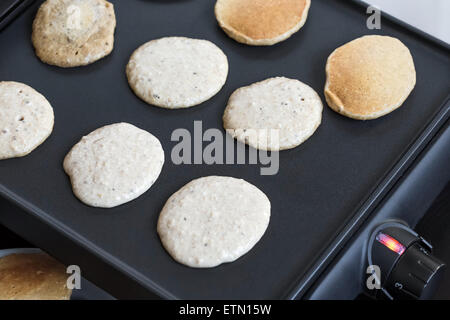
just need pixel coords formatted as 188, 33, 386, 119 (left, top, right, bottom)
0, 81, 54, 160
126, 37, 228, 109
157, 176, 271, 268
63, 123, 164, 208
223, 77, 322, 151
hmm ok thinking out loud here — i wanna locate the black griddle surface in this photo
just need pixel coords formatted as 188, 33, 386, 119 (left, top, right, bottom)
0, 0, 449, 299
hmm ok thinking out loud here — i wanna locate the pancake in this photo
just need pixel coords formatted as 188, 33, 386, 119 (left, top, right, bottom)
325, 35, 416, 120
63, 123, 165, 208
215, 0, 311, 45
32, 0, 116, 67
126, 37, 228, 109
223, 77, 323, 151
0, 253, 71, 300
0, 81, 54, 160
157, 176, 271, 268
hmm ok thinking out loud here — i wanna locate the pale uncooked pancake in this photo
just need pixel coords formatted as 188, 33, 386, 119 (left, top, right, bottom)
32, 0, 116, 67
223, 77, 323, 151
157, 176, 271, 268
0, 81, 54, 160
215, 0, 311, 46
325, 35, 416, 120
0, 253, 71, 300
63, 123, 164, 208
126, 37, 229, 109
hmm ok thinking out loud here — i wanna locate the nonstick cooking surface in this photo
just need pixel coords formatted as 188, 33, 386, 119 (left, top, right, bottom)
0, 0, 449, 299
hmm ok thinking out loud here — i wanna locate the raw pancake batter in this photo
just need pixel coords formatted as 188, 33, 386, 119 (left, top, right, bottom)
157, 176, 271, 268
63, 122, 164, 208
0, 81, 54, 160
223, 77, 323, 151
126, 37, 229, 109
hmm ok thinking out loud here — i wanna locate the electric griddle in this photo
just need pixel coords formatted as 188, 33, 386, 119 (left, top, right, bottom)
0, 0, 449, 299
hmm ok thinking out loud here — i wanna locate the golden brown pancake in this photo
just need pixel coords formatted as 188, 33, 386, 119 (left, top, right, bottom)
325, 35, 416, 120
215, 0, 311, 46
0, 253, 72, 300
32, 0, 116, 67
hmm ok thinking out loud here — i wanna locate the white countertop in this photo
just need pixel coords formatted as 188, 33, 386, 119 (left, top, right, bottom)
366, 0, 450, 43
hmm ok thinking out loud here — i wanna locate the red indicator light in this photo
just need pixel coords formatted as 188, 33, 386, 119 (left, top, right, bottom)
376, 233, 406, 255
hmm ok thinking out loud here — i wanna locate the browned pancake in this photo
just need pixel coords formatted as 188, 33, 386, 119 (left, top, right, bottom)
32, 0, 116, 67
325, 35, 416, 120
215, 0, 310, 45
0, 253, 72, 300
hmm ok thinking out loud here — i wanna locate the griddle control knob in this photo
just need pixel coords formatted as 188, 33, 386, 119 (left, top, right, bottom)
368, 223, 446, 300
384, 242, 445, 299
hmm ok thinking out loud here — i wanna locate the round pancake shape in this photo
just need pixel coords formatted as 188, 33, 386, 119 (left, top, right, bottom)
325, 35, 416, 120
63, 123, 164, 208
32, 0, 116, 67
215, 0, 311, 46
157, 176, 271, 268
126, 37, 229, 109
0, 253, 71, 300
223, 77, 323, 151
0, 81, 54, 160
